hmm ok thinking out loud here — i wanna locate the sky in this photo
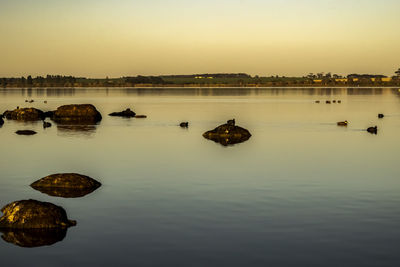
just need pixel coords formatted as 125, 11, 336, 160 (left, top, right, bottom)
0, 0, 399, 77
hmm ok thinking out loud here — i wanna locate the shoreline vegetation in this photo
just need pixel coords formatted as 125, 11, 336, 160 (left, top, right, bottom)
1, 71, 400, 88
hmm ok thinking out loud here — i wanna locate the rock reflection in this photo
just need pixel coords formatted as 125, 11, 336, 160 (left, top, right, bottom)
0, 228, 67, 248
31, 186, 100, 198
57, 124, 97, 137
203, 134, 251, 146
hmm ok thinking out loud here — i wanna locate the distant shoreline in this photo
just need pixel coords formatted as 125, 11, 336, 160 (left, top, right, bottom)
1, 85, 399, 89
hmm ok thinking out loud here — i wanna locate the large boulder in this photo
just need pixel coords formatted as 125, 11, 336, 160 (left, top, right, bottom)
31, 173, 102, 198
109, 108, 136, 118
203, 120, 252, 146
0, 200, 76, 229
0, 228, 67, 248
3, 108, 45, 121
52, 104, 102, 124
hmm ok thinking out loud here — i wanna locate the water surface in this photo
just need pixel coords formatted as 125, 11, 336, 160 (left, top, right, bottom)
1, 87, 400, 266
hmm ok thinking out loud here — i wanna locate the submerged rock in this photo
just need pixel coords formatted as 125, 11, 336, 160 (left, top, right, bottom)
367, 126, 378, 134
135, 115, 147, 118
52, 104, 102, 124
203, 119, 252, 146
3, 108, 45, 121
0, 228, 67, 248
0, 200, 76, 229
31, 173, 101, 198
15, 130, 37, 135
109, 108, 136, 118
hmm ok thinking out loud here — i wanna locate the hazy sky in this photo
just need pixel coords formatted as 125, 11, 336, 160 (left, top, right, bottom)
0, 0, 399, 77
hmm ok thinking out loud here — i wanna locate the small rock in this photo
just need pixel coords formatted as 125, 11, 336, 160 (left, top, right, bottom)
326, 101, 331, 104
135, 115, 147, 118
315, 100, 320, 103
0, 199, 76, 229
337, 121, 348, 126
43, 121, 52, 128
15, 130, 37, 135
378, 114, 384, 118
0, 117, 4, 126
180, 122, 189, 128
367, 126, 378, 134
109, 108, 136, 118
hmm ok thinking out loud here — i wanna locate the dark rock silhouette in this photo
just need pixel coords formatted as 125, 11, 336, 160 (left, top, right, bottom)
43, 121, 52, 128
15, 130, 37, 135
31, 173, 101, 198
43, 111, 54, 118
3, 108, 45, 121
52, 104, 102, 124
135, 115, 147, 118
367, 126, 378, 134
338, 100, 342, 103
0, 116, 4, 126
180, 122, 189, 128
326, 101, 331, 104
109, 108, 136, 118
203, 120, 251, 146
0, 200, 76, 229
337, 120, 348, 126
315, 100, 320, 103
0, 228, 67, 248
378, 114, 384, 118
333, 100, 336, 103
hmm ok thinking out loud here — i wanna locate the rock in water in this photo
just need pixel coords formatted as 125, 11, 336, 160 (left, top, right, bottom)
203, 120, 252, 146
367, 126, 378, 134
52, 104, 102, 124
378, 114, 384, 118
0, 200, 76, 229
43, 121, 52, 128
15, 130, 37, 135
31, 173, 101, 198
135, 115, 147, 118
0, 228, 67, 248
3, 108, 45, 121
180, 122, 189, 128
0, 116, 4, 126
109, 108, 136, 118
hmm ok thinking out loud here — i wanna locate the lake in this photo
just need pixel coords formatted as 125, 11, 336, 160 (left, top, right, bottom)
1, 87, 400, 266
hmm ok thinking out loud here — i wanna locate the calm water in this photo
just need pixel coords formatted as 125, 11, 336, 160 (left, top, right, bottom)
1, 87, 400, 266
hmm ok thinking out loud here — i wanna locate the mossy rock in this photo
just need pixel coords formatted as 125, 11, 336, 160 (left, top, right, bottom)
52, 104, 102, 124
3, 108, 45, 121
31, 173, 102, 198
203, 120, 251, 146
0, 200, 76, 229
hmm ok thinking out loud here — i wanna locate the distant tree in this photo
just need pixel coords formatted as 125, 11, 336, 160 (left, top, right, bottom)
27, 75, 33, 85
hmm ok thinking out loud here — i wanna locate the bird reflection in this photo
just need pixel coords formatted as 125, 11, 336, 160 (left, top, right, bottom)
0, 228, 68, 248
